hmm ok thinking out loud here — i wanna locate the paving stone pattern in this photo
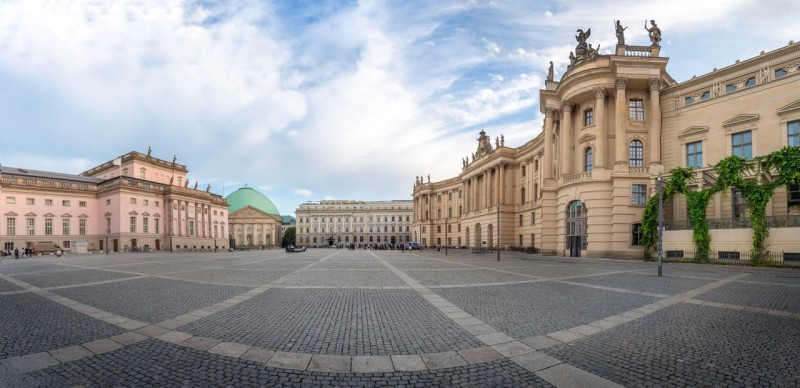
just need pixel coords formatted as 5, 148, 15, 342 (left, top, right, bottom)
22, 339, 552, 387
55, 276, 251, 322
543, 303, 800, 386
436, 281, 659, 338
0, 293, 125, 358
183, 288, 482, 355
2, 250, 799, 386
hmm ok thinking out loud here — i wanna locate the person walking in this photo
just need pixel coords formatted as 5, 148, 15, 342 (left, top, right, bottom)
14, 247, 19, 259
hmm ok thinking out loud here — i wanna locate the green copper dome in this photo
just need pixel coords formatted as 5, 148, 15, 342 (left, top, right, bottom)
226, 187, 280, 216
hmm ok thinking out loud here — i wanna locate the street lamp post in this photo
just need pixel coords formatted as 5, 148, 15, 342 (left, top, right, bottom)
445, 218, 448, 256
657, 174, 664, 277
496, 203, 500, 261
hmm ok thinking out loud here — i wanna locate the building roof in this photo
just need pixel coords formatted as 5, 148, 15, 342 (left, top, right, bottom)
226, 187, 280, 216
0, 166, 103, 184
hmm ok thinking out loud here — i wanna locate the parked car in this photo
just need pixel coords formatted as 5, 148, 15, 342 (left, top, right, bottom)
408, 242, 420, 250
285, 245, 307, 253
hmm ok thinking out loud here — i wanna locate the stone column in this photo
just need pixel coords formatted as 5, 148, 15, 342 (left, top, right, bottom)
177, 201, 182, 236
561, 101, 574, 176
595, 87, 607, 169
483, 170, 489, 209
614, 77, 628, 166
499, 163, 505, 205
649, 78, 662, 165
543, 107, 555, 180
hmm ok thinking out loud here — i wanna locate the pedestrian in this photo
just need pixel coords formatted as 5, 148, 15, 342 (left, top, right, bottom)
14, 247, 19, 259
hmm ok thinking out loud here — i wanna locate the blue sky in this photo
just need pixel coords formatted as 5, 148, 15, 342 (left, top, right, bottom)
1, 0, 797, 216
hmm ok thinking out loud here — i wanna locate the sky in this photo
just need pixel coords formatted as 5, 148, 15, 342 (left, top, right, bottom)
1, 0, 797, 217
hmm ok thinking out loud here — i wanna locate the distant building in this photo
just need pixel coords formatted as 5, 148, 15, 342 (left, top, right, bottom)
225, 187, 283, 249
414, 31, 800, 259
280, 215, 296, 245
295, 200, 413, 247
1, 150, 229, 253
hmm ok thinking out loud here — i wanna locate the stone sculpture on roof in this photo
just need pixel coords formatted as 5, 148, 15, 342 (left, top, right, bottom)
475, 130, 493, 159
615, 20, 627, 45
645, 19, 661, 46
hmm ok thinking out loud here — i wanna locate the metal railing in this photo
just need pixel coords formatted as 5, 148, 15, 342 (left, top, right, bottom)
664, 216, 800, 230
658, 249, 800, 267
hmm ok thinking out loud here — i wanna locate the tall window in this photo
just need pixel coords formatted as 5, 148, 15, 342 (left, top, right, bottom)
45, 218, 53, 235
629, 99, 644, 121
27, 218, 35, 235
519, 215, 523, 226
155, 218, 160, 234
687, 141, 703, 168
189, 220, 195, 236
521, 188, 526, 204
631, 223, 643, 246
79, 219, 86, 235
789, 120, 799, 147
437, 209, 442, 220
7, 218, 16, 236
106, 217, 111, 233
788, 183, 800, 209
130, 216, 136, 232
629, 140, 644, 167
732, 131, 752, 159
143, 218, 149, 233
584, 148, 594, 172
732, 189, 749, 220
631, 184, 647, 206
62, 219, 70, 235
584, 109, 593, 126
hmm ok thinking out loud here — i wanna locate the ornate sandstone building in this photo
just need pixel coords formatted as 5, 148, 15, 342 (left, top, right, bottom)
413, 22, 800, 259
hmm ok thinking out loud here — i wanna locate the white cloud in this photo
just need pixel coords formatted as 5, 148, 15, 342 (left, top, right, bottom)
293, 189, 313, 197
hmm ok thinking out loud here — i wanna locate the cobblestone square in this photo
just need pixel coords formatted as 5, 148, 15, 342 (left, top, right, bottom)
1, 249, 798, 387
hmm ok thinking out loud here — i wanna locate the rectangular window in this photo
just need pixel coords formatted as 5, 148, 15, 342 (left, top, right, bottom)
631, 223, 643, 246
789, 120, 799, 147
631, 184, 647, 206
130, 216, 136, 233
701, 91, 710, 100
45, 218, 53, 235
629, 99, 644, 121
437, 195, 442, 203
6, 196, 15, 204
687, 141, 703, 168
106, 217, 111, 234
130, 198, 136, 205
79, 219, 86, 235
155, 201, 159, 207
143, 218, 149, 233
45, 199, 52, 206
79, 201, 87, 207
143, 199, 149, 206
188, 221, 194, 236
62, 218, 70, 235
732, 189, 749, 220
732, 131, 752, 159
106, 199, 111, 205
726, 84, 736, 93
27, 198, 35, 205
531, 212, 535, 225
584, 109, 593, 126
27, 218, 35, 235
744, 77, 756, 87
7, 218, 16, 236
155, 218, 160, 234
62, 200, 70, 207
684, 96, 694, 105
775, 68, 787, 78
519, 215, 523, 226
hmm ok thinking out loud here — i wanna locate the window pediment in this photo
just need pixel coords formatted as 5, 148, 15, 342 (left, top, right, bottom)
129, 211, 138, 215
777, 100, 800, 117
578, 134, 596, 143
679, 125, 709, 139
78, 214, 89, 218
5, 212, 18, 217
43, 213, 55, 218
153, 213, 161, 218
722, 113, 759, 128
104, 212, 112, 217
25, 212, 37, 217
142, 212, 150, 217
61, 213, 72, 218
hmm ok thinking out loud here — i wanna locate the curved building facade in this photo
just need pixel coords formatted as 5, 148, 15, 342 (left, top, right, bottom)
413, 28, 800, 259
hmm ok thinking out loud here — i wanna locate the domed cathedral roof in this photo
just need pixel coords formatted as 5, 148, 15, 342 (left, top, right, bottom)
226, 187, 280, 216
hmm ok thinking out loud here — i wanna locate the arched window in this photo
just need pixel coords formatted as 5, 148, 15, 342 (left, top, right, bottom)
629, 140, 644, 167
584, 148, 594, 172
521, 188, 526, 204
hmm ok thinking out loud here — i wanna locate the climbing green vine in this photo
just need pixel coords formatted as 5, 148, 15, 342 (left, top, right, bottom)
641, 146, 800, 265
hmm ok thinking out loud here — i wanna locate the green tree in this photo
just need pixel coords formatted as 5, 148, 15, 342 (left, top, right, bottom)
281, 227, 296, 248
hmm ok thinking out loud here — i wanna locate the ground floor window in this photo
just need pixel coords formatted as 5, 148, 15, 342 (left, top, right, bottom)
631, 223, 643, 246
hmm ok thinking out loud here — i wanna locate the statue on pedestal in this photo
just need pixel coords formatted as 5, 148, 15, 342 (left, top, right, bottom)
547, 61, 554, 81
645, 19, 661, 46
615, 20, 627, 45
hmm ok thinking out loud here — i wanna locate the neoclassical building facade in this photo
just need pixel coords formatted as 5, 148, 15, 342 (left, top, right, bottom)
2, 150, 229, 253
413, 26, 800, 259
295, 200, 413, 247
225, 187, 283, 249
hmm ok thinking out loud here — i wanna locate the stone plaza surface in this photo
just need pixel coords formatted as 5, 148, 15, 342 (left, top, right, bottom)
0, 249, 798, 387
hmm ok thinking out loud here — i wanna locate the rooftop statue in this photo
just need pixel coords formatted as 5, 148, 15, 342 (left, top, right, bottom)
575, 28, 591, 44
645, 19, 661, 46
615, 20, 627, 45
547, 61, 554, 81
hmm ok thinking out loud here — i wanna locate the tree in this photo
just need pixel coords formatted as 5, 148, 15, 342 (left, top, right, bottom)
281, 227, 296, 247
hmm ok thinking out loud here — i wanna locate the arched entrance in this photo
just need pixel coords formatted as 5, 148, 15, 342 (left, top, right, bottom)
566, 200, 588, 257
474, 223, 482, 247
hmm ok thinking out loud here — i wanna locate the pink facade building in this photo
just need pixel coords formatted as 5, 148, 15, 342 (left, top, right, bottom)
1, 151, 228, 253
